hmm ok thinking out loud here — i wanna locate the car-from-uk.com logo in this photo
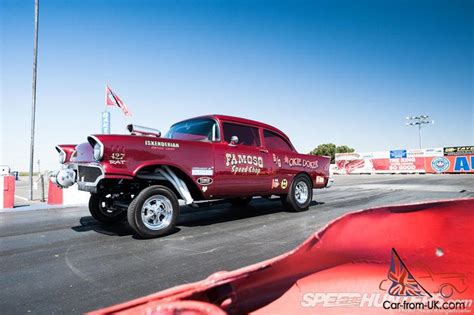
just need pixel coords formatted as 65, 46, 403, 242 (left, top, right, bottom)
300, 248, 472, 312
431, 157, 450, 173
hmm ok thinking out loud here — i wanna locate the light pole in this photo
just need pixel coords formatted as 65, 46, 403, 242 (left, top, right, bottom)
29, 0, 40, 200
406, 115, 434, 149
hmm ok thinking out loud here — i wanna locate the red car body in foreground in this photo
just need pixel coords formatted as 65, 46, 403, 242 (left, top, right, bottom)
52, 115, 331, 238
89, 198, 474, 315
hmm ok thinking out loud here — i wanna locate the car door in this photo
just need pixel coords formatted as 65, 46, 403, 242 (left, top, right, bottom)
213, 122, 273, 197
262, 129, 297, 193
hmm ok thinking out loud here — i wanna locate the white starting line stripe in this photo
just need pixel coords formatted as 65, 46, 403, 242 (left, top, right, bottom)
14, 195, 29, 201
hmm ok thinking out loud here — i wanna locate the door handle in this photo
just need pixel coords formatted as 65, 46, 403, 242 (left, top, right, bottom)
259, 149, 269, 153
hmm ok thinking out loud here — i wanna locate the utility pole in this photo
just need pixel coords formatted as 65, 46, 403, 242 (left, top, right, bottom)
29, 0, 40, 200
406, 115, 434, 149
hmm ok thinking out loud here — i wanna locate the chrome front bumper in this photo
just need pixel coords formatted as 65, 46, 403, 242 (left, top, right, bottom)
76, 165, 104, 192
50, 164, 104, 193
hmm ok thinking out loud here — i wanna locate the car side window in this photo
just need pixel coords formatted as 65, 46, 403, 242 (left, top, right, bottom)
263, 129, 293, 152
223, 123, 261, 147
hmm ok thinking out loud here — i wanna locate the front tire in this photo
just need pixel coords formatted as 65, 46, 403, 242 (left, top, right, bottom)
283, 174, 313, 212
127, 185, 179, 238
88, 193, 127, 224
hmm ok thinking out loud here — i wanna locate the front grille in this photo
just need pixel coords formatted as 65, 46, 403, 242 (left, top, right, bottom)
78, 165, 102, 183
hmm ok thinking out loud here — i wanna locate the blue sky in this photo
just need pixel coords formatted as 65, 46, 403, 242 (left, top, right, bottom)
1, 0, 473, 171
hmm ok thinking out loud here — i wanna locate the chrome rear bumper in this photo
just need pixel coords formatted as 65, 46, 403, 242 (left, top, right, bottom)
325, 177, 334, 188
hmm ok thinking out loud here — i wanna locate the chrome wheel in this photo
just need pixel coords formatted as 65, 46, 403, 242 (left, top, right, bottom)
295, 181, 309, 204
282, 175, 312, 212
141, 195, 173, 230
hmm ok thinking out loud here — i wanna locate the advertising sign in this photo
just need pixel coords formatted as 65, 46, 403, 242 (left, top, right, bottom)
334, 153, 373, 174
390, 150, 407, 159
372, 151, 390, 159
425, 155, 474, 173
423, 148, 443, 157
407, 149, 424, 157
335, 147, 473, 174
443, 146, 474, 156
372, 157, 425, 173
101, 111, 111, 134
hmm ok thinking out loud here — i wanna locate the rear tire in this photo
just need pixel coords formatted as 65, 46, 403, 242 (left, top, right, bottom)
229, 197, 252, 207
88, 193, 127, 224
282, 174, 313, 212
127, 185, 179, 238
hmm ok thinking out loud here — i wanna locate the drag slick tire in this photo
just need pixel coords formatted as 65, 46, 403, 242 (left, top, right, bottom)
127, 185, 179, 239
229, 197, 252, 207
89, 193, 127, 224
282, 174, 313, 212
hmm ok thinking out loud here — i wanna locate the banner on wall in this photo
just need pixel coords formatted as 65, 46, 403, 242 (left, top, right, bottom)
423, 148, 443, 157
334, 147, 473, 174
425, 155, 474, 173
389, 150, 407, 159
372, 157, 425, 172
407, 149, 424, 157
334, 153, 374, 174
443, 146, 474, 156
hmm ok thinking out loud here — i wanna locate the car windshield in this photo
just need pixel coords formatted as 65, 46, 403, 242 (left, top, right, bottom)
165, 118, 219, 142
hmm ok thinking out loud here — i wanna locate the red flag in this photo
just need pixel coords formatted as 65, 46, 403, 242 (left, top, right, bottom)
105, 85, 132, 116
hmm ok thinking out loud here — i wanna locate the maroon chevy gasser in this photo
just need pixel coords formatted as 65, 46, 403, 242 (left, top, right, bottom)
51, 115, 332, 238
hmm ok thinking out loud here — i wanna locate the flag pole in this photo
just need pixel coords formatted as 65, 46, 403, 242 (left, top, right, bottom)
29, 0, 40, 201
103, 84, 111, 134
104, 84, 108, 112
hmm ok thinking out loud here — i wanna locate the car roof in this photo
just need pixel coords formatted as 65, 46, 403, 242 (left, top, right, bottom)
174, 114, 293, 144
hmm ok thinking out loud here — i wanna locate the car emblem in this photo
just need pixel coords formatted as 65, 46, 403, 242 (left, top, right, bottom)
197, 177, 213, 186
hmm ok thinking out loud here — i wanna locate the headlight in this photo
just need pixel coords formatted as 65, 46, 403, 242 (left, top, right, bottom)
93, 142, 103, 161
59, 150, 66, 164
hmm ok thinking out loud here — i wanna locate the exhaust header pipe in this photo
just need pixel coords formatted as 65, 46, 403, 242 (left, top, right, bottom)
127, 124, 161, 137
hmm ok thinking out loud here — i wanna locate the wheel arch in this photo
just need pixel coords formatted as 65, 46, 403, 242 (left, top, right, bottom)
293, 171, 313, 188
135, 164, 203, 201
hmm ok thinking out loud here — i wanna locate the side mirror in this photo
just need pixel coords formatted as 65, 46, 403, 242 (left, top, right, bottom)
229, 135, 239, 146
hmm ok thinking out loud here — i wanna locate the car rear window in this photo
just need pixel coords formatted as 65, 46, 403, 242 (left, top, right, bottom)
223, 123, 261, 147
263, 129, 293, 152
